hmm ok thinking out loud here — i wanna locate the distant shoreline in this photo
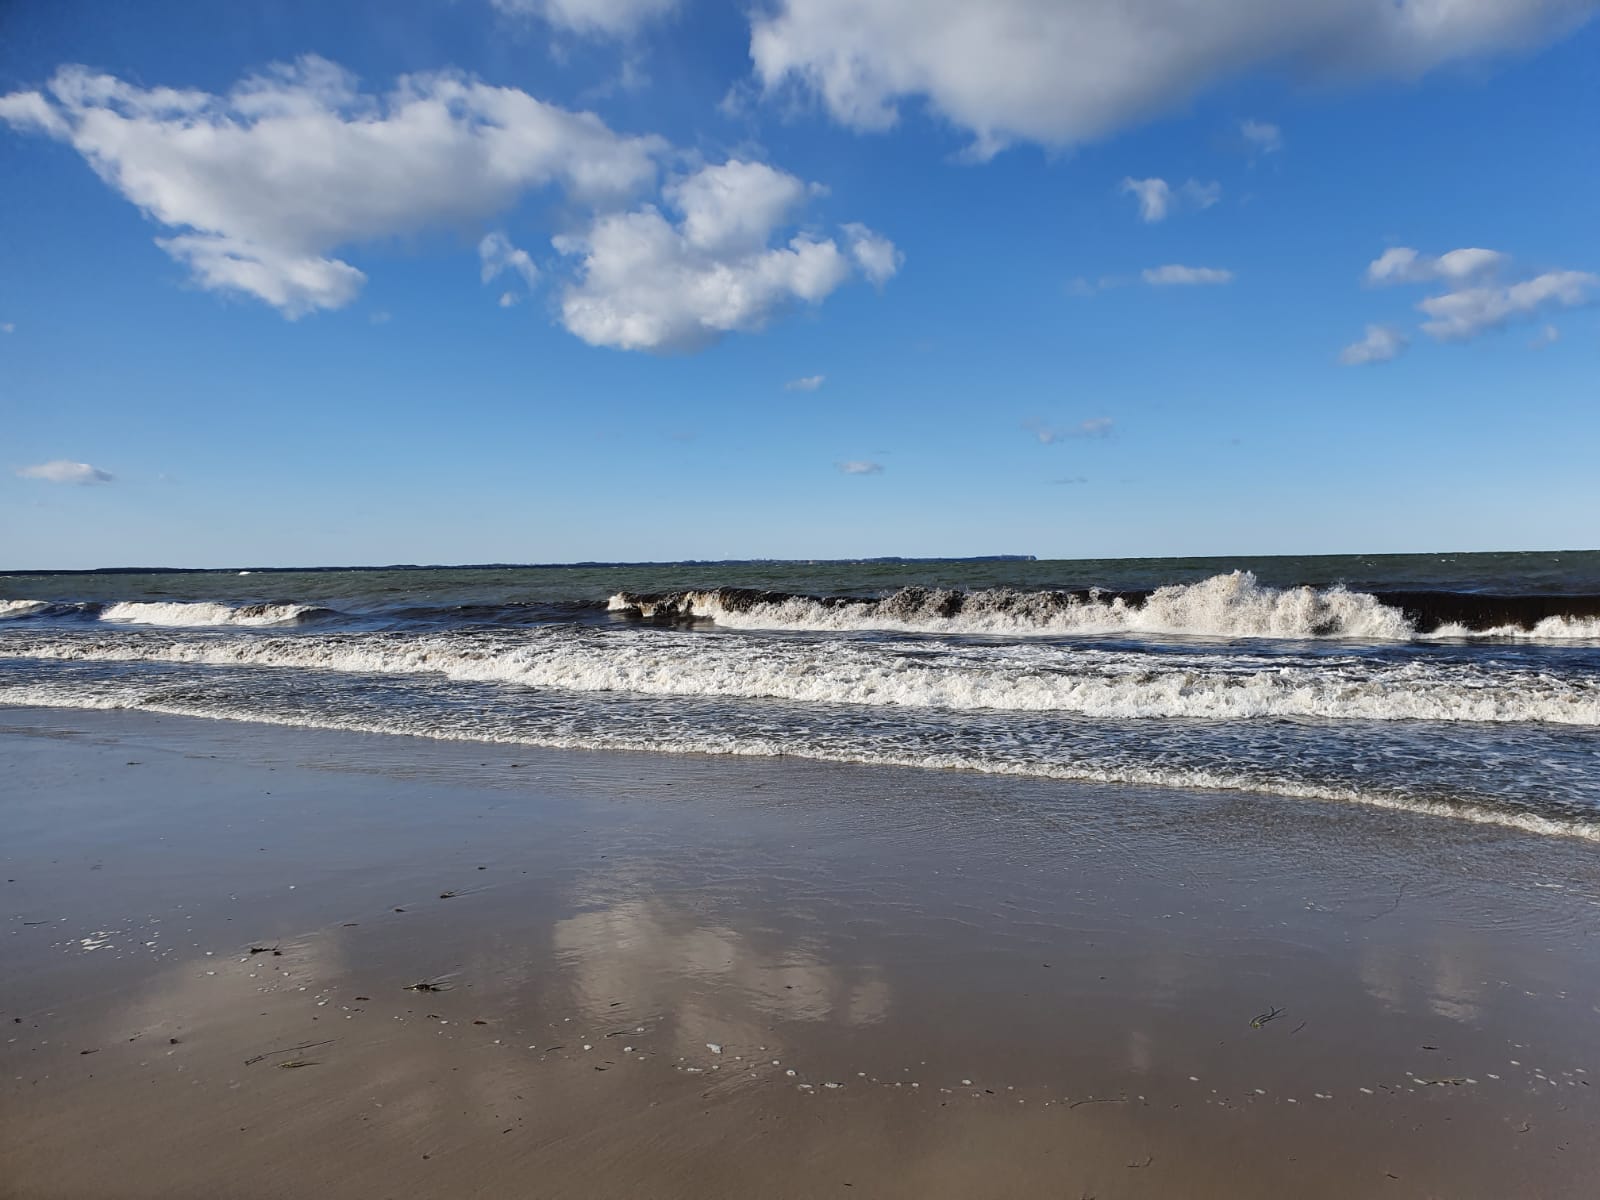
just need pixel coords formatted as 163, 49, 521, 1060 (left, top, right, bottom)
6, 549, 1598, 577
2, 556, 1039, 576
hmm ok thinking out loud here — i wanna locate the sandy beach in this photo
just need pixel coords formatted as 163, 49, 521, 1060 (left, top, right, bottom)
2, 707, 1597, 1197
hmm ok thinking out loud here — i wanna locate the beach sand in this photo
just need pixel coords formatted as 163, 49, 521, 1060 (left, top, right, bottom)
4, 707, 1599, 1198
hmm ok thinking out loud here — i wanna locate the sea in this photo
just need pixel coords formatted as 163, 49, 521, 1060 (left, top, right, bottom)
4, 551, 1600, 839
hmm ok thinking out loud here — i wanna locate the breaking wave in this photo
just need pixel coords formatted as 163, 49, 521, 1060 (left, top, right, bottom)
5, 627, 1598, 726
609, 572, 1600, 641
0, 599, 52, 619
98, 601, 331, 627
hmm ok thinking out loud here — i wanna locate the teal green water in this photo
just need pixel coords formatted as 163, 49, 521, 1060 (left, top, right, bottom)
5, 549, 1599, 608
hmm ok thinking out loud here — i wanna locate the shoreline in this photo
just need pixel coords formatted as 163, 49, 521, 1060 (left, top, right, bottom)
5, 707, 1600, 1197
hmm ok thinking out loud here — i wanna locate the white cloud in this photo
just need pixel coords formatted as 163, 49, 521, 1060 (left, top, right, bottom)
843, 222, 902, 286
4, 58, 897, 351
1025, 416, 1113, 443
490, 0, 679, 38
479, 230, 540, 306
0, 57, 662, 317
553, 160, 896, 352
667, 159, 809, 254
1339, 323, 1408, 365
1418, 269, 1596, 340
837, 459, 883, 474
160, 235, 366, 317
1240, 118, 1283, 153
1366, 246, 1508, 285
1142, 264, 1234, 286
749, 0, 1594, 156
17, 460, 114, 484
1123, 177, 1222, 221
1363, 247, 1597, 341
1121, 177, 1172, 222
786, 374, 826, 390
1, 323, 13, 334
1530, 323, 1560, 347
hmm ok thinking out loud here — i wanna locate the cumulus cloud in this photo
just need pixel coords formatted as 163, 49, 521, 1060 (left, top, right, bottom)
1240, 118, 1283, 152
837, 459, 883, 474
1418, 269, 1596, 340
786, 374, 826, 390
843, 222, 903, 285
1142, 264, 1234, 286
2, 59, 897, 350
1366, 246, 1508, 285
1362, 246, 1597, 341
1122, 177, 1221, 221
749, 0, 1594, 156
553, 159, 897, 352
1025, 416, 1114, 443
17, 460, 114, 484
1339, 323, 1408, 365
490, 0, 679, 37
0, 57, 662, 317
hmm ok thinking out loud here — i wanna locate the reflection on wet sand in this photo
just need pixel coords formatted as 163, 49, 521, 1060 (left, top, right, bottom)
8, 711, 1600, 1199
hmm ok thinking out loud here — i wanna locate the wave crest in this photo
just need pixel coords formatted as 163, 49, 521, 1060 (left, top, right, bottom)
99, 601, 330, 627
609, 572, 1600, 640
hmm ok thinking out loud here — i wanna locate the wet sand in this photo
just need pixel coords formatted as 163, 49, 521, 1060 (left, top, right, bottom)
4, 707, 1600, 1198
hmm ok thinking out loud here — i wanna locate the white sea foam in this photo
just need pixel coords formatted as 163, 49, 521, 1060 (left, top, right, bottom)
609, 572, 1600, 642
5, 627, 1598, 726
0, 600, 50, 619
98, 601, 319, 627
3, 681, 1594, 843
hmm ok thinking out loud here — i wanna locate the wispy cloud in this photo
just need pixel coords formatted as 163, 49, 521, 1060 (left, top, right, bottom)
1339, 324, 1408, 366
17, 460, 114, 485
491, 0, 680, 39
1025, 416, 1114, 443
1, 322, 13, 334
1067, 275, 1125, 296
1530, 324, 1560, 349
837, 459, 883, 475
479, 231, 540, 300
1240, 118, 1283, 153
1049, 475, 1088, 486
1120, 177, 1220, 222
1142, 265, 1234, 286
1121, 177, 1171, 222
786, 374, 825, 391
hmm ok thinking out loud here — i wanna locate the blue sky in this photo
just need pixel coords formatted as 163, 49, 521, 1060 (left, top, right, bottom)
2, 0, 1596, 569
